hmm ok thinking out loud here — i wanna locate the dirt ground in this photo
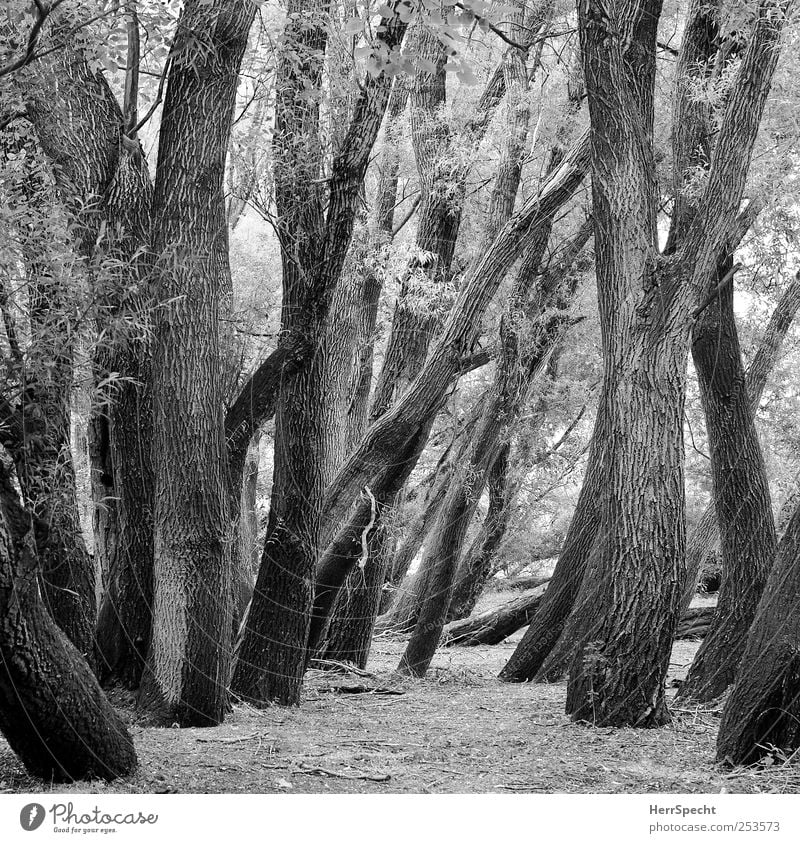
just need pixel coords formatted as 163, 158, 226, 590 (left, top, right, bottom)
2, 593, 798, 795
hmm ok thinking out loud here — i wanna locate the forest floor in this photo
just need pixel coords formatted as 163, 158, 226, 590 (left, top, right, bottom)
2, 592, 798, 795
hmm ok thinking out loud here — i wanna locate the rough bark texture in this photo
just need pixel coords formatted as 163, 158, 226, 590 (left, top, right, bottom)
562, 0, 681, 728
717, 501, 800, 765
232, 4, 410, 705
0, 465, 136, 782
679, 271, 800, 612
143, 0, 256, 726
24, 20, 156, 689
15, 256, 95, 660
678, 259, 776, 702
554, 0, 786, 728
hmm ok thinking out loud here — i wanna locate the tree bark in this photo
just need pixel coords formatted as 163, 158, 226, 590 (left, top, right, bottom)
677, 259, 776, 702
554, 0, 786, 728
142, 0, 255, 726
717, 500, 800, 765
23, 21, 156, 689
231, 4, 411, 705
0, 465, 136, 782
679, 270, 800, 612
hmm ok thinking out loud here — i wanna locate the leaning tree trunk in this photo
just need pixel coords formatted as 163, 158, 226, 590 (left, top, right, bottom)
0, 466, 136, 782
308, 130, 591, 653
716, 499, 800, 765
319, 526, 392, 668
679, 269, 800, 613
677, 259, 776, 702
498, 397, 605, 682
231, 5, 411, 705
396, 214, 589, 678
447, 442, 511, 621
142, 0, 255, 726
377, 26, 545, 636
319, 81, 410, 658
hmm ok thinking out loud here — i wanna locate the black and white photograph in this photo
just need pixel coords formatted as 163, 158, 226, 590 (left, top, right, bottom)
0, 0, 799, 837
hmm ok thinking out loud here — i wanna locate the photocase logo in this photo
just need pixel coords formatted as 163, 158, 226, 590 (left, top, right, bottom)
19, 804, 45, 832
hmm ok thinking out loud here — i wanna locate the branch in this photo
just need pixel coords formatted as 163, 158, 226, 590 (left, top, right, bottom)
122, 2, 141, 135
127, 55, 170, 137
0, 0, 65, 79
692, 262, 742, 319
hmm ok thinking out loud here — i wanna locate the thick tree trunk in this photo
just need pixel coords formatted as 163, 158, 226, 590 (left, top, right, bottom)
142, 0, 255, 726
561, 0, 683, 728
231, 6, 410, 705
678, 260, 776, 702
0, 467, 136, 782
717, 500, 800, 765
24, 27, 156, 689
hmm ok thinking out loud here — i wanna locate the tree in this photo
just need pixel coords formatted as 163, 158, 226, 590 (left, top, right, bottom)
677, 256, 776, 702
556, 0, 789, 727
141, 0, 256, 727
716, 496, 800, 764
231, 0, 412, 705
0, 461, 137, 781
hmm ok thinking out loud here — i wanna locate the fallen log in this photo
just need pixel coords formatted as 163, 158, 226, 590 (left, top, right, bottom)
492, 574, 552, 592
675, 606, 716, 640
443, 586, 716, 647
442, 583, 549, 646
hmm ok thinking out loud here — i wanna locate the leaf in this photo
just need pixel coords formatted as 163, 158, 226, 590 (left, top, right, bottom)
342, 17, 364, 34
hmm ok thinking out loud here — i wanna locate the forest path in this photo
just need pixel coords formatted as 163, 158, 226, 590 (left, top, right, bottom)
1, 595, 795, 794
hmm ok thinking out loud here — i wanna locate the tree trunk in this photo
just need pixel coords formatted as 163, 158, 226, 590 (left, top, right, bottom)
16, 267, 96, 660
0, 466, 136, 782
318, 80, 412, 653
320, 526, 392, 667
142, 0, 255, 726
447, 442, 512, 622
499, 400, 605, 682
396, 216, 589, 678
716, 500, 800, 765
24, 25, 156, 690
561, 0, 682, 728
231, 5, 411, 705
679, 270, 800, 612
677, 259, 776, 702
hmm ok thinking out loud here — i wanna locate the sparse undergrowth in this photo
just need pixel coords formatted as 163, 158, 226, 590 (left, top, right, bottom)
2, 623, 797, 794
